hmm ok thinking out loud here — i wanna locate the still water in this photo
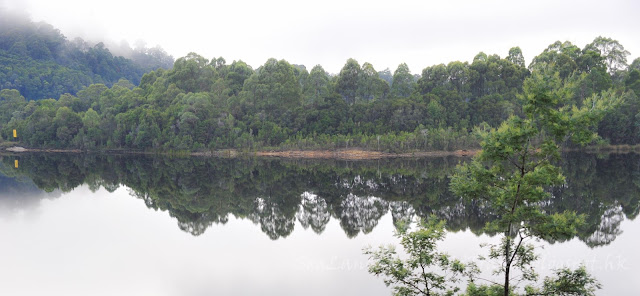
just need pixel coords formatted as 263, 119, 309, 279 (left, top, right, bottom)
0, 153, 638, 295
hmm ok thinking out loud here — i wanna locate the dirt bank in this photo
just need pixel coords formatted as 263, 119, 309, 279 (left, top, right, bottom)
254, 149, 477, 159
4, 146, 82, 153
3, 146, 478, 159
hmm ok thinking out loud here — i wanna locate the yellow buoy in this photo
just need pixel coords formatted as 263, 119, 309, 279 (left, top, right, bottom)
13, 129, 17, 138
14, 160, 18, 168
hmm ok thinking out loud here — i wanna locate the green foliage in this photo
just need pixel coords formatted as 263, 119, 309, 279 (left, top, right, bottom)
241, 58, 302, 119
585, 36, 630, 75
303, 65, 330, 104
524, 265, 601, 296
450, 70, 617, 295
336, 58, 362, 103
391, 63, 415, 98
1, 33, 638, 152
365, 217, 474, 296
0, 10, 174, 100
465, 284, 508, 296
507, 47, 525, 68
358, 62, 389, 101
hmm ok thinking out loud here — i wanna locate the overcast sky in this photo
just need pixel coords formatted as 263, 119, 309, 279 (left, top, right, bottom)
1, 0, 639, 74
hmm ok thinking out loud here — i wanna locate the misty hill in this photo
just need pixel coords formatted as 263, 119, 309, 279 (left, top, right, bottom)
0, 10, 174, 100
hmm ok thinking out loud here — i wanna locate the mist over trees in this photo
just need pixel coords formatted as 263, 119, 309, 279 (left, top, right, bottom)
0, 10, 174, 100
0, 12, 639, 152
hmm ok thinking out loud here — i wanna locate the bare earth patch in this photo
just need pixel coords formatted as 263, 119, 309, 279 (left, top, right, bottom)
254, 149, 477, 159
5, 146, 27, 152
3, 146, 82, 153
2, 146, 477, 159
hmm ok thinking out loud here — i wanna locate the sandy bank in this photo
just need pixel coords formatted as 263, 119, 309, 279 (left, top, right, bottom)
3, 146, 478, 159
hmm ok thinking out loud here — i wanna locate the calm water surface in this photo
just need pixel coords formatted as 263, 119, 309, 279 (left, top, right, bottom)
0, 153, 638, 295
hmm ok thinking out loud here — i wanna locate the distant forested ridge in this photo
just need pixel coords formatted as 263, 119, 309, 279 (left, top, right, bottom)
0, 13, 638, 151
0, 11, 174, 100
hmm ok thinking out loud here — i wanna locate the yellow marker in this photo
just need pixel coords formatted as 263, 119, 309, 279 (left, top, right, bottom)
13, 129, 17, 138
14, 160, 18, 168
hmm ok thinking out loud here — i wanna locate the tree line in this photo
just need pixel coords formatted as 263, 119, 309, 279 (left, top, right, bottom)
1, 31, 639, 152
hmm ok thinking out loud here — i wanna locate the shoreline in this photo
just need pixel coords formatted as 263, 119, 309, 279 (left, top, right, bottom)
3, 146, 478, 159
250, 149, 477, 159
3, 144, 639, 160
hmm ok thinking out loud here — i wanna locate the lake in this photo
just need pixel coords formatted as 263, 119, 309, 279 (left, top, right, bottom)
0, 152, 638, 295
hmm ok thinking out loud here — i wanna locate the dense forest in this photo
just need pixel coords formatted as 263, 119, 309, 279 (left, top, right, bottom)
0, 11, 174, 100
0, 13, 639, 152
0, 153, 636, 245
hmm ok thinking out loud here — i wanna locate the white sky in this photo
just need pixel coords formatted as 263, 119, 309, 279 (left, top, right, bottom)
1, 0, 639, 74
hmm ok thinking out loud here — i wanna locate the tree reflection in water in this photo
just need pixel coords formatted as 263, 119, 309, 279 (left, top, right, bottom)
0, 152, 637, 246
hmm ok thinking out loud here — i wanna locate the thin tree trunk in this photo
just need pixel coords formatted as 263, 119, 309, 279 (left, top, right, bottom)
504, 231, 511, 296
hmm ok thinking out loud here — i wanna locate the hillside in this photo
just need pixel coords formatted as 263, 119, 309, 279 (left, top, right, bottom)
0, 10, 174, 100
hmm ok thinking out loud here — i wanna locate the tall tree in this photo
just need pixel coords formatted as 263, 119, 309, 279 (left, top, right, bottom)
446, 61, 470, 94
417, 64, 448, 94
451, 70, 618, 295
357, 62, 388, 101
241, 58, 302, 118
226, 60, 254, 96
167, 52, 215, 93
585, 36, 631, 75
303, 65, 330, 104
335, 58, 361, 104
507, 46, 525, 67
529, 41, 580, 80
390, 63, 415, 98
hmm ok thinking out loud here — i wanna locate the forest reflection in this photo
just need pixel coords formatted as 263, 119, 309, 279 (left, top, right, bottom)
0, 152, 637, 247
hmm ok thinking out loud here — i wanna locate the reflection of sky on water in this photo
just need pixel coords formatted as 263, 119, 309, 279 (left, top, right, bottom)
0, 186, 391, 296
0, 173, 61, 219
0, 185, 638, 296
437, 217, 640, 296
0, 152, 639, 295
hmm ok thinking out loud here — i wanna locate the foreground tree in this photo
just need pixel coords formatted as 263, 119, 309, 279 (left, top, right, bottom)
450, 70, 618, 295
366, 217, 602, 296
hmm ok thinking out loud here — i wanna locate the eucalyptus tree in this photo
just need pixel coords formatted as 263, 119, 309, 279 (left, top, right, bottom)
226, 60, 254, 96
529, 41, 580, 80
167, 52, 216, 93
417, 64, 448, 94
303, 65, 330, 104
450, 71, 618, 295
241, 58, 302, 119
358, 62, 388, 101
507, 47, 525, 68
390, 63, 415, 98
585, 36, 630, 75
335, 58, 361, 104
